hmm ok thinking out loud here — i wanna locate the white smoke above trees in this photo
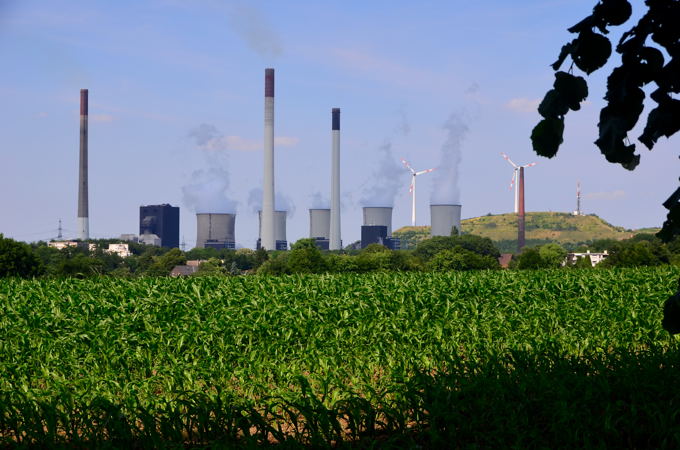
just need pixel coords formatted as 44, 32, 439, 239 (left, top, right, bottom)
182, 124, 238, 214
361, 140, 406, 207
360, 110, 412, 207
431, 113, 468, 205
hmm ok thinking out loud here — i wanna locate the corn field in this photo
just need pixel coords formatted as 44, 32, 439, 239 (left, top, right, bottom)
1, 267, 680, 448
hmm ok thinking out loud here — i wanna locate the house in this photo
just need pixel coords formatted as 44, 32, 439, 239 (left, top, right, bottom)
170, 265, 199, 277
564, 250, 609, 267
105, 243, 132, 258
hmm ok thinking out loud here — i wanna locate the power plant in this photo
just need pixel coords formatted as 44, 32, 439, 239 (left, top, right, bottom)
77, 89, 89, 240
65, 68, 476, 252
430, 204, 462, 237
309, 208, 330, 250
196, 213, 235, 249
140, 204, 180, 248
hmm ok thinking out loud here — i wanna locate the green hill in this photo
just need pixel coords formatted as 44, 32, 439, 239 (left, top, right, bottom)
394, 212, 660, 251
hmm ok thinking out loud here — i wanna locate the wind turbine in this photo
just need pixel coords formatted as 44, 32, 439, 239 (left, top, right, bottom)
401, 158, 436, 227
501, 153, 536, 213
500, 153, 537, 251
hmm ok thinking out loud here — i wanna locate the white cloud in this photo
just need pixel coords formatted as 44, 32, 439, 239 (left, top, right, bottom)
505, 97, 540, 113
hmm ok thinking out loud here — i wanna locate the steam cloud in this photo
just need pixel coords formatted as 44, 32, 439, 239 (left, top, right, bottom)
248, 188, 296, 218
431, 113, 468, 205
361, 140, 406, 207
310, 192, 329, 209
228, 3, 282, 58
182, 124, 238, 214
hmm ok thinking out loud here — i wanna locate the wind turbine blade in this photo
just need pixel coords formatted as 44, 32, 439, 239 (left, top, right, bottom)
523, 162, 537, 168
400, 158, 415, 174
409, 181, 414, 193
415, 168, 436, 176
509, 170, 516, 190
500, 152, 518, 168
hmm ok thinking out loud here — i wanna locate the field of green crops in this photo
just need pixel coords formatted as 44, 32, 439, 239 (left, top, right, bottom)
2, 267, 680, 447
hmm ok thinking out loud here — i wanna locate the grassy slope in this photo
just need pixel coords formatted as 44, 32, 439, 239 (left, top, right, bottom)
394, 212, 661, 248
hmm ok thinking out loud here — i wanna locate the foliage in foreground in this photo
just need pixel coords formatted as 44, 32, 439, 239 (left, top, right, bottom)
1, 267, 679, 447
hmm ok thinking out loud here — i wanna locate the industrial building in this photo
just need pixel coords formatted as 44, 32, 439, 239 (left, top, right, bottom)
139, 204, 180, 248
309, 208, 330, 250
430, 204, 462, 237
257, 210, 288, 250
196, 213, 236, 249
360, 207, 400, 249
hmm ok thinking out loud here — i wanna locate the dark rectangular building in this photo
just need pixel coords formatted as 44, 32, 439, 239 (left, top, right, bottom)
361, 225, 399, 250
139, 204, 180, 248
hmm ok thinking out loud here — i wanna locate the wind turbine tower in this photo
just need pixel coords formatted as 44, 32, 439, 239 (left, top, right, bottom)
500, 153, 536, 251
401, 158, 436, 227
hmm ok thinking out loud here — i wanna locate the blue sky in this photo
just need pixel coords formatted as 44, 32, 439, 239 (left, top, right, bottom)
1, 0, 676, 248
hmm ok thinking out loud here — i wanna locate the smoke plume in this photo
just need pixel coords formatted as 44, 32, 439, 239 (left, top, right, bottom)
228, 3, 282, 58
310, 192, 329, 209
431, 113, 468, 204
248, 188, 296, 218
361, 140, 406, 207
182, 124, 238, 214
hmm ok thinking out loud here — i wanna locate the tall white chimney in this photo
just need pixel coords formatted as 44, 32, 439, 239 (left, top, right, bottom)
329, 108, 341, 250
261, 68, 276, 250
77, 89, 89, 240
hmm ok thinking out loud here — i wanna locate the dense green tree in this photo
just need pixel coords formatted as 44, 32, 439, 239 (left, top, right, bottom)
538, 243, 568, 268
0, 235, 43, 277
145, 248, 187, 276
427, 247, 500, 271
194, 257, 227, 276
55, 254, 104, 278
514, 248, 548, 270
600, 239, 670, 268
257, 253, 290, 275
287, 239, 327, 274
413, 235, 500, 261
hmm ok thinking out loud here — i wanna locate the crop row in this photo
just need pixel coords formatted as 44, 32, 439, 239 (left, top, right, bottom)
1, 267, 679, 447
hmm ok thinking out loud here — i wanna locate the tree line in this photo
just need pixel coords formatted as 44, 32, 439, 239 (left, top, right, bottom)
2, 231, 680, 278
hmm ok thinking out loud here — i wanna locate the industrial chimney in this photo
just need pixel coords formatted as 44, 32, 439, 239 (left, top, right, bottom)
329, 108, 341, 250
196, 213, 236, 249
430, 204, 462, 237
77, 89, 89, 240
261, 68, 276, 250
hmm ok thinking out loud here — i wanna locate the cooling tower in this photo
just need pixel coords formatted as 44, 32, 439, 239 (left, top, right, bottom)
261, 68, 276, 250
196, 213, 236, 249
329, 108, 341, 250
258, 210, 287, 250
363, 207, 393, 237
309, 208, 331, 239
430, 204, 462, 237
77, 89, 89, 240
